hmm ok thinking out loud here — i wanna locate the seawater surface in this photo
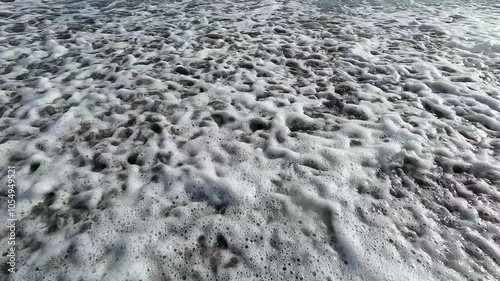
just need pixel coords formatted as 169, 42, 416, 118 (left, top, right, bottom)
0, 0, 499, 280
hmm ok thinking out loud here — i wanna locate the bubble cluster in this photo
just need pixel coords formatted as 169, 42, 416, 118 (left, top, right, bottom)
0, 0, 499, 280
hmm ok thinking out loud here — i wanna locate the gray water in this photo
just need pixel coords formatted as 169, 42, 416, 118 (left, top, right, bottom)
314, 0, 500, 11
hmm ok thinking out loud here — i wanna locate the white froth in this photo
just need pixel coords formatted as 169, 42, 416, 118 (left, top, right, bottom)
0, 0, 499, 281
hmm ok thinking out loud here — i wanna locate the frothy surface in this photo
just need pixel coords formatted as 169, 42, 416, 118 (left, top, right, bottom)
0, 0, 499, 280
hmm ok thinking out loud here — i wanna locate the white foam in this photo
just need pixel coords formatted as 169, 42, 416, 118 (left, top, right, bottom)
1, 0, 499, 280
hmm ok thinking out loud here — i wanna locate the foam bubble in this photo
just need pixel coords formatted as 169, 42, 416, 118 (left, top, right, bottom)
1, 0, 499, 280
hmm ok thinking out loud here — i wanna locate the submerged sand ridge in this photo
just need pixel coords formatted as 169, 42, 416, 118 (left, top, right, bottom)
0, 0, 499, 280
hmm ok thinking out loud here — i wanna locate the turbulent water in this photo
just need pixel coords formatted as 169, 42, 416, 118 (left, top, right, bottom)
0, 0, 499, 280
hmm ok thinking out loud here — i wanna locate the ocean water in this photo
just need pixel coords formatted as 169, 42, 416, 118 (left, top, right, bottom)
0, 0, 499, 280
